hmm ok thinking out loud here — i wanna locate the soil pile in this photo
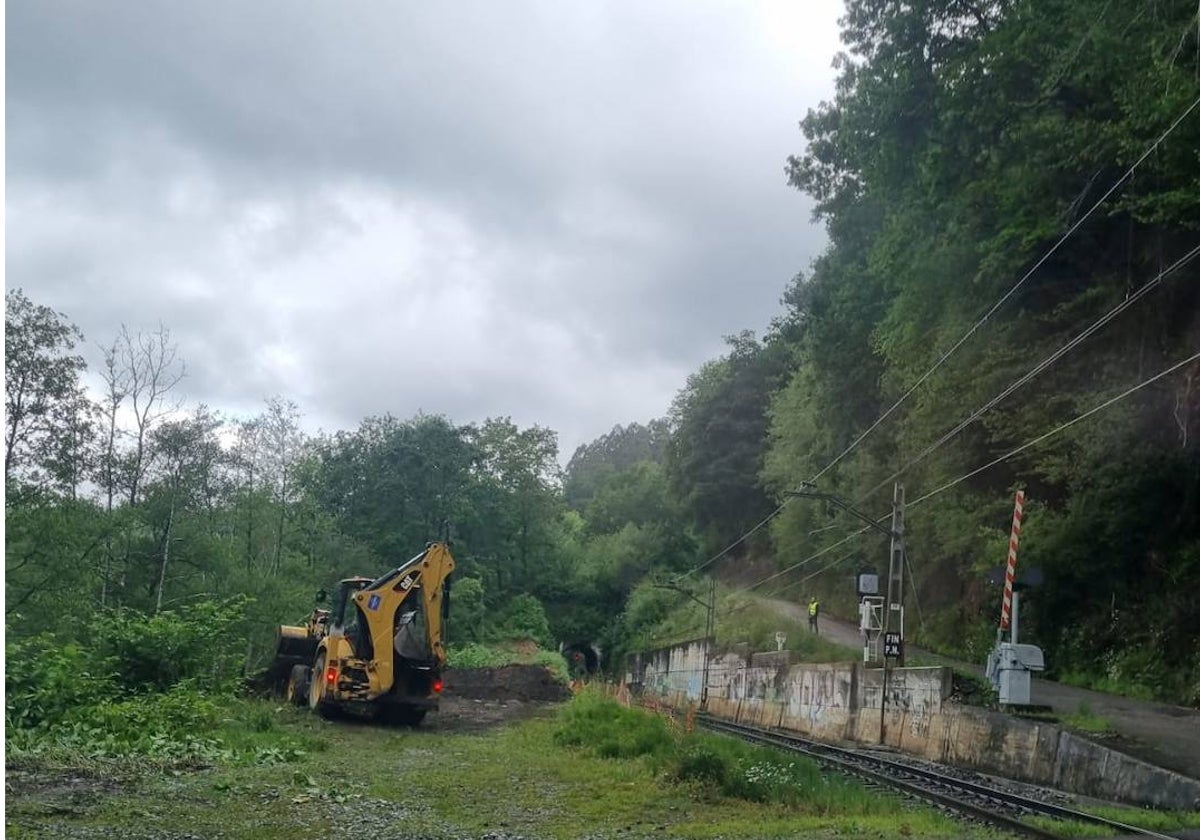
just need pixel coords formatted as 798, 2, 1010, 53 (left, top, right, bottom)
444, 664, 571, 702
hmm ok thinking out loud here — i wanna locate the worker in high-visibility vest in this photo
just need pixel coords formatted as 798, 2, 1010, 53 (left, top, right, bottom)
808, 597, 820, 634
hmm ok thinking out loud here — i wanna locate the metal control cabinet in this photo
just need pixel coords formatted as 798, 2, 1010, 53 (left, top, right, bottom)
989, 642, 1045, 705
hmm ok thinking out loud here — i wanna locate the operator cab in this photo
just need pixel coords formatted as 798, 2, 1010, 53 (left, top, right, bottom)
331, 576, 373, 655
330, 577, 373, 629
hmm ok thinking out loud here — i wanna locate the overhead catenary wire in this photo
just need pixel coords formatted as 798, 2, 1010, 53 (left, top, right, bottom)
798, 242, 1199, 542
855, 243, 1200, 504
671, 499, 789, 582
808, 94, 1200, 485
903, 349, 1200, 510
727, 524, 880, 598
733, 349, 1200, 600
668, 94, 1200, 598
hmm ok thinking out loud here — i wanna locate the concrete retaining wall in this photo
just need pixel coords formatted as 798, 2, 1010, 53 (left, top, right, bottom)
630, 638, 1200, 811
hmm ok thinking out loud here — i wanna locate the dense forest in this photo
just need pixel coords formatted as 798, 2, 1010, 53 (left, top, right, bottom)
7, 0, 1200, 707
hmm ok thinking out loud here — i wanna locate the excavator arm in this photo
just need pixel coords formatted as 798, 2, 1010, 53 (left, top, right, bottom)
268, 541, 456, 720
349, 541, 456, 697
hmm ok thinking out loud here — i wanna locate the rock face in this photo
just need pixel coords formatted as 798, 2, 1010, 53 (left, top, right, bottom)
444, 665, 571, 702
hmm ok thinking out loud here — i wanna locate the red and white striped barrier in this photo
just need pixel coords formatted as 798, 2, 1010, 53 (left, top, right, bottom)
999, 490, 1024, 631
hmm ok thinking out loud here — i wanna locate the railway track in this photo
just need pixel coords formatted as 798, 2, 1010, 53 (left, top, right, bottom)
698, 715, 1182, 839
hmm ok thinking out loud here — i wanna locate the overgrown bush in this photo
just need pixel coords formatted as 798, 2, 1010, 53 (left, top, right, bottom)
6, 633, 118, 729
5, 598, 313, 767
91, 597, 251, 694
555, 691, 888, 812
554, 689, 674, 759
492, 593, 553, 647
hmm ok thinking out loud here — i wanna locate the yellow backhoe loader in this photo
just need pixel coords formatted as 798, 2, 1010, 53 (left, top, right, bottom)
269, 541, 455, 725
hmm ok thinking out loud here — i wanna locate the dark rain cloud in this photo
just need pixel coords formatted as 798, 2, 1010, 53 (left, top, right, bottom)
7, 0, 839, 454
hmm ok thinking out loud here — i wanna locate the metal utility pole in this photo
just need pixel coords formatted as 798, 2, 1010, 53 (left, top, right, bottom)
784, 481, 907, 744
878, 482, 902, 744
879, 482, 905, 745
703, 577, 715, 708
884, 483, 906, 665
784, 483, 902, 667
653, 577, 715, 709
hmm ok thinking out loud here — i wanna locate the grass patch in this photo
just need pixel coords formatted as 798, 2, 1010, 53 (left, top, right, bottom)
715, 594, 858, 662
8, 696, 1001, 840
551, 690, 993, 835
555, 685, 675, 759
1056, 670, 1158, 701
7, 697, 326, 770
641, 590, 859, 664
1060, 701, 1115, 735
1026, 804, 1200, 838
446, 641, 570, 682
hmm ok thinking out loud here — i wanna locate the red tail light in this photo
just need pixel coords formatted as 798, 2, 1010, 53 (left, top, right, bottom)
432, 678, 444, 694
325, 666, 338, 686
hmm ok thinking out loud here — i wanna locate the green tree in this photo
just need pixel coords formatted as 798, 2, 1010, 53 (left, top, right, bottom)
4, 289, 89, 491
299, 413, 480, 565
585, 461, 678, 536
564, 420, 670, 509
666, 331, 791, 550
761, 0, 1200, 701
141, 407, 226, 612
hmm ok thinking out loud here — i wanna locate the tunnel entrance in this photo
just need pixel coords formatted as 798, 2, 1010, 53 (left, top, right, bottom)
561, 642, 601, 677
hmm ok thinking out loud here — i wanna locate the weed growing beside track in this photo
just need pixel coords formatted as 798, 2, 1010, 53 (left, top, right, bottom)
1025, 805, 1200, 838
553, 690, 1000, 835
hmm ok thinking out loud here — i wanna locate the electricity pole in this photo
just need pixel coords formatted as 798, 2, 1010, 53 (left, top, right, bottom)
879, 482, 905, 745
653, 578, 716, 709
787, 482, 907, 744
884, 483, 905, 665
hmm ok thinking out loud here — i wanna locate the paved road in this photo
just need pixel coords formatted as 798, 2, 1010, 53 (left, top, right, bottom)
760, 595, 1200, 780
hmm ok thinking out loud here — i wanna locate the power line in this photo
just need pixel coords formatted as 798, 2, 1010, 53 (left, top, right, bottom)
905, 349, 1200, 510
669, 94, 1200, 596
727, 523, 878, 598
671, 499, 789, 582
764, 549, 862, 600
733, 348, 1200, 599
808, 94, 1200, 485
856, 243, 1200, 503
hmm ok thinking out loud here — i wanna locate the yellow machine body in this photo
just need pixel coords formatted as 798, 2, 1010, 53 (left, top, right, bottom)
270, 542, 456, 723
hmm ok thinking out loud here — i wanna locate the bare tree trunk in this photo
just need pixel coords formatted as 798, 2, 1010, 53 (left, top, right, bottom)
156, 493, 176, 613
246, 464, 255, 573
99, 340, 127, 607
1174, 366, 1195, 449
272, 504, 286, 575
118, 325, 185, 507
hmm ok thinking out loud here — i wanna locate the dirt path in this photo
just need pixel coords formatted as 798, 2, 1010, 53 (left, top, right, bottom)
758, 595, 1200, 780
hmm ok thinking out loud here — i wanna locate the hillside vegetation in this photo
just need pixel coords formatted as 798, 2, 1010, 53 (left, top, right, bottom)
7, 0, 1200, 709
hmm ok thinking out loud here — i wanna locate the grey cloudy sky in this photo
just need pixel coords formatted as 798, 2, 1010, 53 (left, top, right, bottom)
7, 0, 842, 458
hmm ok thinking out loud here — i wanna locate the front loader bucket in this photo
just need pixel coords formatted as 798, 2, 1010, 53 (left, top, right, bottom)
253, 625, 319, 695
275, 625, 319, 662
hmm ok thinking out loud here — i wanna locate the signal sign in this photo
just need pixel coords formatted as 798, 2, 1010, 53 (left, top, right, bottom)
884, 632, 903, 659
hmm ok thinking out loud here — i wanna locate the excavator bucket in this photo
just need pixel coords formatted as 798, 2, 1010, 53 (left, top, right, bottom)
275, 625, 319, 662
256, 624, 320, 695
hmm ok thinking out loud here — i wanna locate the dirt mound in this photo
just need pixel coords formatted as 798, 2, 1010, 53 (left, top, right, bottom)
444, 664, 571, 702
427, 696, 557, 732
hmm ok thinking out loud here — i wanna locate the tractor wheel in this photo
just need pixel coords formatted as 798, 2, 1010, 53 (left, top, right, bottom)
285, 665, 310, 707
308, 653, 336, 719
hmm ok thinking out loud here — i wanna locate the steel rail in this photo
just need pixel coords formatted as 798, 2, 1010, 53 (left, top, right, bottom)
698, 716, 1181, 840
